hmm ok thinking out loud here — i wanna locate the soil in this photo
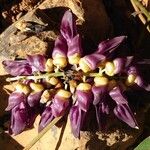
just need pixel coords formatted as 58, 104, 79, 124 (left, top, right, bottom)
0, 0, 150, 150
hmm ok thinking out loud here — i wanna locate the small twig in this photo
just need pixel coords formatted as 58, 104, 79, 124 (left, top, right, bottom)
24, 116, 62, 150
6, 72, 65, 82
132, 0, 150, 20
131, 0, 150, 32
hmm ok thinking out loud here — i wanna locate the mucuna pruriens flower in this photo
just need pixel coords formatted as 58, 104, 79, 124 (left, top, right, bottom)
3, 10, 145, 138
109, 86, 139, 129
10, 102, 28, 135
60, 10, 77, 42
67, 34, 82, 65
97, 36, 127, 55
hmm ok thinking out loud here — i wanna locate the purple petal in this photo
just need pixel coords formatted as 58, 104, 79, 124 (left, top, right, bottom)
60, 10, 77, 42
10, 102, 27, 135
26, 107, 37, 128
135, 76, 144, 87
92, 86, 107, 105
127, 66, 144, 87
97, 36, 127, 54
27, 92, 42, 107
127, 66, 138, 75
39, 105, 54, 132
67, 34, 82, 57
52, 36, 68, 58
114, 104, 138, 128
51, 95, 69, 117
113, 58, 125, 74
95, 102, 109, 129
27, 54, 46, 72
76, 90, 93, 112
70, 106, 82, 138
84, 53, 106, 70
109, 86, 128, 105
5, 92, 26, 111
2, 60, 32, 76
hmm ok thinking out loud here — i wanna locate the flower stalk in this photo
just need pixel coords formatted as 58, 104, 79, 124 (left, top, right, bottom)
6, 72, 65, 82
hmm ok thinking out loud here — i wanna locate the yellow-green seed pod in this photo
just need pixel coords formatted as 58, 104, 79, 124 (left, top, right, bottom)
53, 57, 67, 68
94, 76, 109, 87
30, 83, 44, 92
45, 58, 54, 72
68, 53, 81, 65
126, 74, 136, 86
40, 90, 51, 104
48, 77, 59, 86
105, 61, 115, 76
77, 83, 91, 91
56, 89, 71, 99
16, 83, 30, 95
79, 58, 91, 73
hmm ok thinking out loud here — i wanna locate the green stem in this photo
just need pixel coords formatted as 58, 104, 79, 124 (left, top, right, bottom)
87, 72, 102, 77
6, 72, 65, 82
132, 0, 150, 20
24, 116, 62, 150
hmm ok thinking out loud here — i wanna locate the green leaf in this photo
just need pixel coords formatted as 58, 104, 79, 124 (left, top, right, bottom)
134, 136, 150, 150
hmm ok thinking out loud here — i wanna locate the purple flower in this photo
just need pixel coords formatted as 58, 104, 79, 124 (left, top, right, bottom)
92, 86, 107, 105
97, 36, 127, 54
10, 102, 28, 135
127, 66, 144, 87
39, 104, 54, 132
5, 92, 26, 111
52, 36, 68, 58
92, 76, 109, 128
95, 100, 109, 129
60, 10, 77, 42
3, 55, 46, 76
113, 104, 138, 129
109, 86, 138, 128
79, 53, 105, 73
51, 95, 69, 117
27, 92, 43, 107
76, 83, 93, 112
67, 34, 83, 65
70, 105, 86, 138
27, 54, 46, 72
113, 58, 125, 74
2, 60, 32, 76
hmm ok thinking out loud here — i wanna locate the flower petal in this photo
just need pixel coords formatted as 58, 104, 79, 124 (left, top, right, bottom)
38, 105, 54, 132
60, 10, 77, 41
70, 106, 82, 138
92, 86, 107, 105
109, 86, 128, 105
97, 36, 126, 54
76, 90, 93, 112
27, 92, 42, 107
27, 54, 46, 72
10, 102, 27, 135
67, 34, 82, 57
51, 95, 69, 117
84, 53, 106, 70
113, 58, 125, 74
5, 92, 26, 111
52, 36, 68, 58
114, 104, 138, 128
2, 60, 32, 76
95, 102, 109, 129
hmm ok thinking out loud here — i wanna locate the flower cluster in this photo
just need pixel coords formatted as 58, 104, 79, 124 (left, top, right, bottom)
3, 10, 144, 137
